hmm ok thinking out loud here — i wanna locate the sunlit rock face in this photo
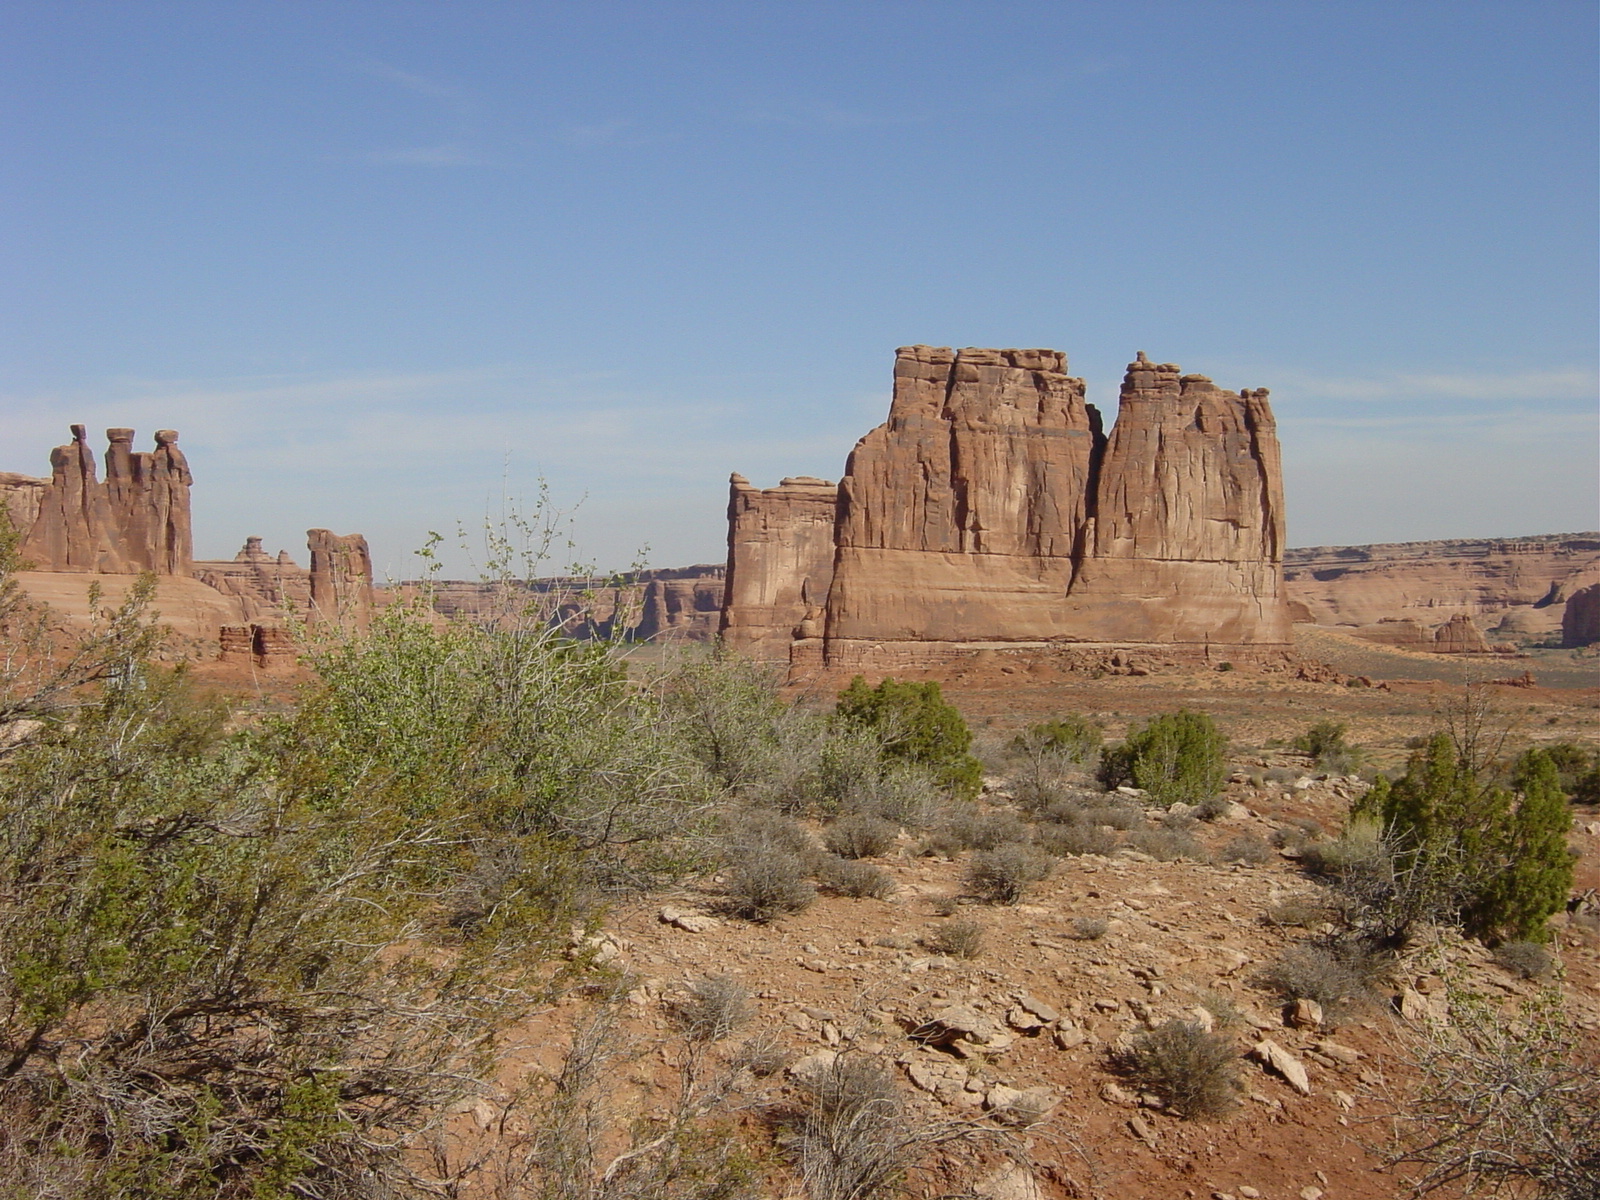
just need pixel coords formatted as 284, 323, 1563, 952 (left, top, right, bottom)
724, 346, 1292, 671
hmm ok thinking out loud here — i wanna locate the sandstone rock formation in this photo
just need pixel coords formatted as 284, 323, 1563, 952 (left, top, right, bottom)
193, 538, 313, 623
15, 425, 194, 575
1430, 612, 1492, 654
308, 530, 375, 632
728, 346, 1290, 671
721, 475, 839, 658
1284, 534, 1600, 643
1563, 583, 1600, 647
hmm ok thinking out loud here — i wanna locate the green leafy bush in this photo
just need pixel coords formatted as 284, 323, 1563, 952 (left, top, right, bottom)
0, 587, 714, 1196
1293, 720, 1362, 772
1355, 735, 1575, 943
835, 676, 983, 800
1100, 710, 1229, 806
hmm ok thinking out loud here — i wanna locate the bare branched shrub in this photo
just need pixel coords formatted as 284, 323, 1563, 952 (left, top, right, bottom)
1491, 941, 1555, 981
824, 813, 899, 859
926, 918, 985, 959
1115, 1020, 1242, 1120
815, 855, 897, 900
1388, 987, 1599, 1198
1036, 822, 1118, 858
1220, 832, 1273, 865
1069, 916, 1109, 940
966, 843, 1053, 905
793, 1053, 987, 1200
492, 999, 762, 1200
730, 1034, 791, 1078
673, 975, 751, 1042
722, 844, 816, 922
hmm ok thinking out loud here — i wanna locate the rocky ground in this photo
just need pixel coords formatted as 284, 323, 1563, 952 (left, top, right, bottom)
462, 662, 1600, 1200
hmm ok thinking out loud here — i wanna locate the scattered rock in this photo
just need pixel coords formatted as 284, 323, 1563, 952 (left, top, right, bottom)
1251, 1039, 1312, 1095
657, 906, 720, 933
974, 1163, 1045, 1200
1315, 1039, 1363, 1065
1128, 1114, 1160, 1149
1288, 997, 1324, 1029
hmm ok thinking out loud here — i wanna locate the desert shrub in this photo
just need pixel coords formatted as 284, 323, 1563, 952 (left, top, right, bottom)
1355, 735, 1575, 942
1037, 822, 1118, 858
823, 812, 898, 859
1162, 809, 1199, 832
660, 650, 796, 795
965, 811, 1031, 850
1125, 829, 1209, 862
1008, 715, 1103, 810
1264, 766, 1300, 785
1265, 897, 1331, 928
794, 1053, 923, 1200
1069, 916, 1109, 940
835, 676, 983, 801
846, 761, 945, 828
966, 844, 1054, 905
1388, 988, 1600, 1199
1220, 833, 1273, 865
1047, 799, 1141, 830
1015, 714, 1104, 763
1540, 740, 1596, 797
1115, 1020, 1241, 1120
815, 855, 896, 900
1492, 941, 1555, 980
0, 574, 724, 1196
926, 917, 986, 959
1259, 941, 1385, 1023
724, 807, 818, 864
1102, 710, 1230, 807
722, 844, 816, 922
673, 975, 751, 1042
1294, 720, 1362, 772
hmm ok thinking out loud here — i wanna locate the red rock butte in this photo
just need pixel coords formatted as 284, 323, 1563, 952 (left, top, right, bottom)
720, 346, 1292, 672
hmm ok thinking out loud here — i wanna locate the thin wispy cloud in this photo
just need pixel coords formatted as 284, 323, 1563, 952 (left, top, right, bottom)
354, 59, 471, 110
364, 144, 491, 167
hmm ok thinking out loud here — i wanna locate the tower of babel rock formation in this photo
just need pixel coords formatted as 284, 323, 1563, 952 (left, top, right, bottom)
722, 346, 1291, 671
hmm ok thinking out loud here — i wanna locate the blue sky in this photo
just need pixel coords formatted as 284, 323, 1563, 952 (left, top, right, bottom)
3, 1, 1595, 578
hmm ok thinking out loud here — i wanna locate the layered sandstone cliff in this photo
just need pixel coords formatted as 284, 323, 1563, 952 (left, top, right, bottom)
728, 346, 1291, 670
1283, 533, 1600, 644
720, 475, 839, 658
1563, 584, 1600, 648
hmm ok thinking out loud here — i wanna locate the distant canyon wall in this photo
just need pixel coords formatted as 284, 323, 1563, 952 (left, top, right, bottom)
723, 346, 1292, 672
1283, 534, 1600, 649
426, 564, 726, 643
